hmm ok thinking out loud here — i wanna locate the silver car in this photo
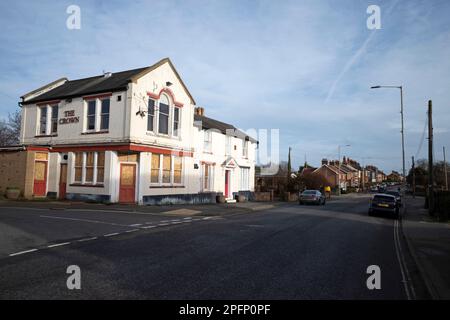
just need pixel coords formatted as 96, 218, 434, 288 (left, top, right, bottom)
299, 190, 326, 205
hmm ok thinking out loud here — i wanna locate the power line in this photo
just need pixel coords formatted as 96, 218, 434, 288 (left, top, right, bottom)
415, 114, 428, 159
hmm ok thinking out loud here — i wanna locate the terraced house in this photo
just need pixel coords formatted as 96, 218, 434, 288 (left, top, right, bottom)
15, 58, 257, 204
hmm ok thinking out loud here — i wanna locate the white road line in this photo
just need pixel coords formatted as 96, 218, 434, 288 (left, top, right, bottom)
129, 223, 142, 227
40, 215, 129, 227
142, 225, 156, 229
125, 229, 139, 233
47, 242, 70, 248
9, 249, 38, 256
183, 217, 193, 220
394, 220, 415, 300
170, 219, 181, 222
77, 237, 98, 242
104, 232, 120, 237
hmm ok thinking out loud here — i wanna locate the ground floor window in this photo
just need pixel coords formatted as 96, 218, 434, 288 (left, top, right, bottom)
73, 151, 105, 185
202, 163, 213, 191
240, 167, 250, 190
151, 153, 183, 185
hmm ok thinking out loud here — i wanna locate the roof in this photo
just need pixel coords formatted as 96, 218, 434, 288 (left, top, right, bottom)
21, 58, 196, 105
194, 114, 257, 143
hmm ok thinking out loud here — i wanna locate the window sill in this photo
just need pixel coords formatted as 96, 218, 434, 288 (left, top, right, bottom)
146, 131, 180, 140
69, 183, 105, 188
203, 151, 213, 154
149, 185, 185, 189
82, 130, 109, 135
35, 134, 58, 138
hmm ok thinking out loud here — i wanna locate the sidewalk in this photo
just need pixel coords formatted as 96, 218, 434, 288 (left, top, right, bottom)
0, 198, 281, 216
402, 195, 450, 299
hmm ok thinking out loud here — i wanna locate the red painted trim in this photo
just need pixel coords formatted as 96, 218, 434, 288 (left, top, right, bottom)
83, 93, 112, 100
26, 146, 50, 152
201, 161, 216, 166
48, 143, 193, 157
37, 100, 61, 106
147, 88, 184, 107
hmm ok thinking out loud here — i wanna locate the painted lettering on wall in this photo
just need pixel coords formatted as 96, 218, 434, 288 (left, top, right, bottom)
59, 110, 80, 124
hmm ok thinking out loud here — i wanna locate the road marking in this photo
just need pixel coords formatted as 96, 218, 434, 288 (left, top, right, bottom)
125, 229, 139, 233
47, 242, 70, 248
394, 219, 416, 300
183, 217, 192, 220
40, 215, 129, 227
9, 249, 38, 256
142, 225, 156, 229
129, 223, 142, 227
104, 232, 120, 237
77, 237, 98, 242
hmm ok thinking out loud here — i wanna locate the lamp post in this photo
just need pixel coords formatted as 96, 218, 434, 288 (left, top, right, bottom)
370, 85, 406, 189
337, 144, 351, 196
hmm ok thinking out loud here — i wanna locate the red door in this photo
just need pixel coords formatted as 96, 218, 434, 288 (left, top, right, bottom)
225, 170, 230, 198
59, 164, 67, 200
119, 164, 136, 203
33, 161, 47, 196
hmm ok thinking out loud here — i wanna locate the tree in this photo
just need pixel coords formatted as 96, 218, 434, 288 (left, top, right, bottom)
0, 110, 21, 147
294, 172, 329, 191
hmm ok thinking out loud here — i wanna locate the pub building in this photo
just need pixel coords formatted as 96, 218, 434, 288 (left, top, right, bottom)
0, 58, 256, 204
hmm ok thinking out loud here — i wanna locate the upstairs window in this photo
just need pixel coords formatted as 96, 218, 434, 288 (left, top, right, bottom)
242, 140, 248, 158
147, 99, 155, 132
39, 106, 47, 135
204, 131, 212, 153
87, 100, 96, 131
51, 105, 58, 134
225, 136, 232, 155
158, 94, 170, 135
173, 107, 180, 137
100, 99, 110, 130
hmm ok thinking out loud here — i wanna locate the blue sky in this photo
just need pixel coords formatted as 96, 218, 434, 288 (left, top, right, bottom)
1, 0, 449, 173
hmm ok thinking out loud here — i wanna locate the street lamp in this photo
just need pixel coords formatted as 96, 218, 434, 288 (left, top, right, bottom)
338, 144, 351, 196
370, 85, 406, 189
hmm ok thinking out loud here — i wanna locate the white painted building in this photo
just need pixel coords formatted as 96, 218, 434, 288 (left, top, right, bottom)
19, 58, 257, 204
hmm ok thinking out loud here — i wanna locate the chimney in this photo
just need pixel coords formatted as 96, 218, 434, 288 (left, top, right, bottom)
321, 158, 328, 165
195, 107, 205, 116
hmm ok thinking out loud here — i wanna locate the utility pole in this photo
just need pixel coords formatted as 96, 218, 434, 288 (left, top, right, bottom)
338, 146, 341, 196
444, 146, 448, 191
400, 86, 406, 188
428, 100, 434, 214
412, 156, 416, 198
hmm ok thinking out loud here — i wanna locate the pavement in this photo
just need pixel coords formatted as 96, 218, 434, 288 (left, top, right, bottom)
0, 194, 428, 299
402, 195, 450, 299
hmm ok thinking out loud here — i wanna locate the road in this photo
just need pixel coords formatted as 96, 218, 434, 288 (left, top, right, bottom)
0, 195, 424, 299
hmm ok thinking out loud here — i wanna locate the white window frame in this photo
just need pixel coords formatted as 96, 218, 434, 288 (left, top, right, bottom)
72, 151, 105, 185
202, 163, 214, 191
242, 140, 248, 158
225, 136, 232, 155
147, 94, 181, 139
150, 153, 183, 186
37, 104, 59, 136
203, 131, 212, 153
85, 99, 97, 132
240, 167, 250, 190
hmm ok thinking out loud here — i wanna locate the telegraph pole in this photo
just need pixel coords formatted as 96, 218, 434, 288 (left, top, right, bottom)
444, 146, 448, 191
428, 100, 434, 214
412, 156, 416, 198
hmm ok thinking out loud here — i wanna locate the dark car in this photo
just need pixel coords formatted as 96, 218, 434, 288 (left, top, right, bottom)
368, 194, 399, 218
385, 190, 402, 207
299, 190, 326, 205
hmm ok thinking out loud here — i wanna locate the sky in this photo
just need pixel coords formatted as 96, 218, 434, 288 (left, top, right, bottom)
0, 0, 449, 173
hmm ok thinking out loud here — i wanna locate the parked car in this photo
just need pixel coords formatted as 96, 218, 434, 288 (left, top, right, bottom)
385, 190, 402, 207
299, 190, 326, 205
370, 186, 378, 193
368, 194, 399, 218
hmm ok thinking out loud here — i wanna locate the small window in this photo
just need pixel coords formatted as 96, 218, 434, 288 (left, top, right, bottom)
85, 152, 95, 183
241, 168, 249, 190
87, 100, 96, 131
39, 106, 47, 135
242, 140, 248, 158
203, 164, 211, 190
147, 99, 155, 132
225, 136, 232, 155
97, 152, 105, 183
173, 156, 182, 184
100, 99, 110, 130
74, 152, 83, 183
204, 131, 212, 153
51, 105, 58, 134
162, 154, 171, 183
151, 154, 160, 183
173, 107, 180, 136
158, 95, 169, 134
117, 95, 122, 102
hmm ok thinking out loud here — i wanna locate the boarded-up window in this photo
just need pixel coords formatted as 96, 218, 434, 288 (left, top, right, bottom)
162, 155, 171, 183
97, 152, 105, 183
74, 152, 83, 182
151, 154, 160, 183
174, 156, 182, 184
203, 164, 210, 190
85, 152, 95, 183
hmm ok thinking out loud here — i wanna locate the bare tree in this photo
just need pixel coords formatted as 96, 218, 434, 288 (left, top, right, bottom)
0, 110, 21, 146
